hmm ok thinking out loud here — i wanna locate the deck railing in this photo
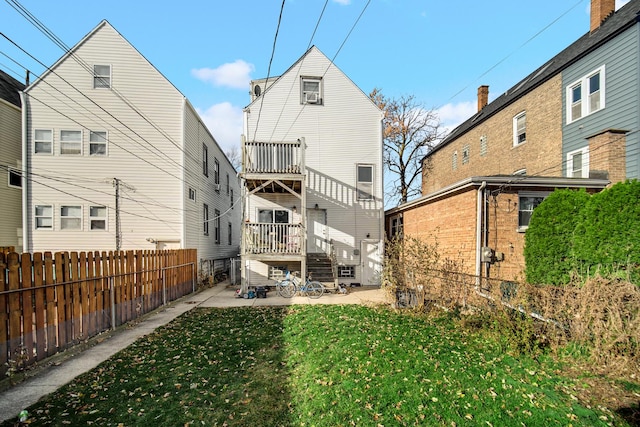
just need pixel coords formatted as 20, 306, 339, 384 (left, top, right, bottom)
242, 223, 303, 255
243, 140, 303, 174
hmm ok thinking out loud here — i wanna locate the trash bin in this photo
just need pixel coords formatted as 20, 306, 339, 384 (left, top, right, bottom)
256, 286, 267, 298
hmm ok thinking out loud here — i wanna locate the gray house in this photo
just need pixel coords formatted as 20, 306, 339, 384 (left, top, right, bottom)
0, 69, 25, 252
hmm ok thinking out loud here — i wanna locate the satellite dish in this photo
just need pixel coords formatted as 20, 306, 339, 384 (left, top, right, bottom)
254, 85, 262, 97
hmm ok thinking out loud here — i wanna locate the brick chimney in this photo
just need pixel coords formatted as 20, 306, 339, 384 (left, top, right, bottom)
477, 85, 489, 111
591, 0, 615, 32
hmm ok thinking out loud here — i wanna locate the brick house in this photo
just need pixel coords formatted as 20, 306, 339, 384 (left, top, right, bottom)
386, 0, 638, 282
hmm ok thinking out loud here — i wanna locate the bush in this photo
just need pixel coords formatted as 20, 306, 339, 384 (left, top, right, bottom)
524, 188, 590, 285
574, 180, 640, 282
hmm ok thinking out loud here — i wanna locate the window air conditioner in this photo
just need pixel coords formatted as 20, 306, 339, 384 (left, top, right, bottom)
306, 93, 318, 104
213, 183, 221, 192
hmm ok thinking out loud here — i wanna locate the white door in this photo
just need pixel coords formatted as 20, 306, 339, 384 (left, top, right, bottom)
361, 240, 381, 286
306, 209, 327, 253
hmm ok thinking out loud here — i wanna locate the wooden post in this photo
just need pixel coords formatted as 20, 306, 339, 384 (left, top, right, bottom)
20, 253, 34, 365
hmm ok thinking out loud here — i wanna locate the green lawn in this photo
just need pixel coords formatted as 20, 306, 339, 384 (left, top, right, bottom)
2, 305, 632, 426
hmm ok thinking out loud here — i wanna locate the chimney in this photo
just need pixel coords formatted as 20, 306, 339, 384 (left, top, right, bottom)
590, 0, 615, 32
477, 85, 489, 112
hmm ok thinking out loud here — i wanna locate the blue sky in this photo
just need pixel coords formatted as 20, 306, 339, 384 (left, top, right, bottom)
0, 0, 631, 153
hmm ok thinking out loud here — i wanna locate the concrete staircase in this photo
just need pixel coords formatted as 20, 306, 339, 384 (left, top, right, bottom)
307, 253, 335, 286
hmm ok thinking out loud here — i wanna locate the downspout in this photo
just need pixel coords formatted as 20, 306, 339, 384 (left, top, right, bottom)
20, 91, 28, 252
475, 181, 486, 288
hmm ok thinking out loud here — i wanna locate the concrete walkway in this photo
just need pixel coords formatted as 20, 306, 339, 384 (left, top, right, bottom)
0, 283, 388, 422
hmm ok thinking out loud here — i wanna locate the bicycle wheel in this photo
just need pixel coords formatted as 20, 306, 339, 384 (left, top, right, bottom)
306, 281, 324, 299
276, 279, 296, 298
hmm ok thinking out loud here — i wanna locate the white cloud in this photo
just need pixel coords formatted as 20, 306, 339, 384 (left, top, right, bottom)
196, 102, 243, 153
191, 60, 255, 89
616, 0, 631, 10
437, 101, 476, 135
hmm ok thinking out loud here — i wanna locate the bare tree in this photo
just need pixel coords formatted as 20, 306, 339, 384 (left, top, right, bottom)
370, 88, 443, 206
225, 146, 242, 171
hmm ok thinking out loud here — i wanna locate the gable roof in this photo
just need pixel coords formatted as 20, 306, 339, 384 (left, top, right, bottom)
246, 45, 381, 112
0, 69, 25, 107
430, 0, 640, 156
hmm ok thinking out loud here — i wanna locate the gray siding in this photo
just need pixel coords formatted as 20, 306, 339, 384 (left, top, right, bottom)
0, 99, 22, 251
563, 24, 640, 178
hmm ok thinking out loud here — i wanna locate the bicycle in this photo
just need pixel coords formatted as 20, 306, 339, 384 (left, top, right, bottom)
276, 271, 325, 299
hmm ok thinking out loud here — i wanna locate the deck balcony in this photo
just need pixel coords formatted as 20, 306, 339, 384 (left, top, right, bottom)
242, 222, 304, 256
242, 139, 305, 193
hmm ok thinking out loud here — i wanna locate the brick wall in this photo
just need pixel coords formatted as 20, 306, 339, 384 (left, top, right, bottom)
423, 75, 563, 194
587, 129, 627, 185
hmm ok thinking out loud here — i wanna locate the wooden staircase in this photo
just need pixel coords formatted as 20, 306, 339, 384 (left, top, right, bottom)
307, 253, 335, 285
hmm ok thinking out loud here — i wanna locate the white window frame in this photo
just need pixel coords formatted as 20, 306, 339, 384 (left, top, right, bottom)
513, 111, 526, 146
60, 205, 82, 230
356, 164, 374, 201
89, 131, 107, 156
203, 144, 209, 177
93, 64, 111, 89
89, 206, 107, 231
35, 205, 53, 230
60, 130, 82, 155
214, 158, 220, 186
188, 187, 196, 201
566, 147, 590, 178
566, 66, 605, 124
203, 204, 209, 236
517, 192, 549, 232
301, 76, 322, 104
228, 222, 233, 245
8, 167, 21, 188
214, 209, 221, 244
34, 129, 53, 155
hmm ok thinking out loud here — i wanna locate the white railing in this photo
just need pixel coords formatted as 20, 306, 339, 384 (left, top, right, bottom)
243, 223, 303, 255
243, 140, 302, 174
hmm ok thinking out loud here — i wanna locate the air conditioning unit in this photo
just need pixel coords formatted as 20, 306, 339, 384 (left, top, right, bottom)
305, 92, 318, 104
213, 183, 221, 192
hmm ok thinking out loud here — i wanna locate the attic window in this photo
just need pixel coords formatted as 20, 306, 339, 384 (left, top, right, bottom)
93, 65, 111, 89
462, 145, 470, 164
301, 76, 322, 105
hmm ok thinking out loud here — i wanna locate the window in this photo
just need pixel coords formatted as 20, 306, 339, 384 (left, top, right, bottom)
567, 66, 605, 123
462, 145, 470, 164
89, 131, 107, 156
60, 205, 82, 230
226, 172, 230, 195
203, 144, 209, 177
301, 76, 322, 104
203, 204, 209, 235
228, 222, 232, 245
518, 192, 548, 231
60, 130, 82, 155
566, 147, 590, 178
90, 206, 107, 230
390, 216, 403, 237
230, 189, 234, 209
93, 64, 111, 89
188, 187, 196, 201
452, 151, 458, 170
258, 209, 289, 224
338, 266, 355, 278
214, 209, 221, 244
34, 129, 52, 154
35, 205, 53, 230
513, 112, 526, 146
480, 135, 487, 156
8, 167, 21, 188
357, 164, 373, 200
214, 158, 220, 186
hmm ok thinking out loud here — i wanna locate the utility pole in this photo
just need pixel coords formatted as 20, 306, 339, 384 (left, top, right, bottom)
113, 178, 122, 251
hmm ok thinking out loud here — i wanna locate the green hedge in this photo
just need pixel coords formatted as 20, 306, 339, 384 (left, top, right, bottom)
524, 188, 591, 285
524, 180, 640, 285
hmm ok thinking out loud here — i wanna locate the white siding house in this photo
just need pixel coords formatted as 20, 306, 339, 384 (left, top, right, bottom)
21, 21, 240, 270
241, 46, 384, 288
0, 70, 25, 252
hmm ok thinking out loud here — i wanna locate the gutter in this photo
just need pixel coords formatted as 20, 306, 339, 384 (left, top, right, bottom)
20, 91, 28, 252
475, 181, 486, 288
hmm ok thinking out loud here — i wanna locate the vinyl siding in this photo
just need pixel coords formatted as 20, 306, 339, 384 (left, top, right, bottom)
25, 22, 185, 252
563, 24, 640, 179
0, 99, 23, 251
244, 47, 384, 283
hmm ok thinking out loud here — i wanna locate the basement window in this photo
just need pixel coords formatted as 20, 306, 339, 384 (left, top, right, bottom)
338, 265, 355, 278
